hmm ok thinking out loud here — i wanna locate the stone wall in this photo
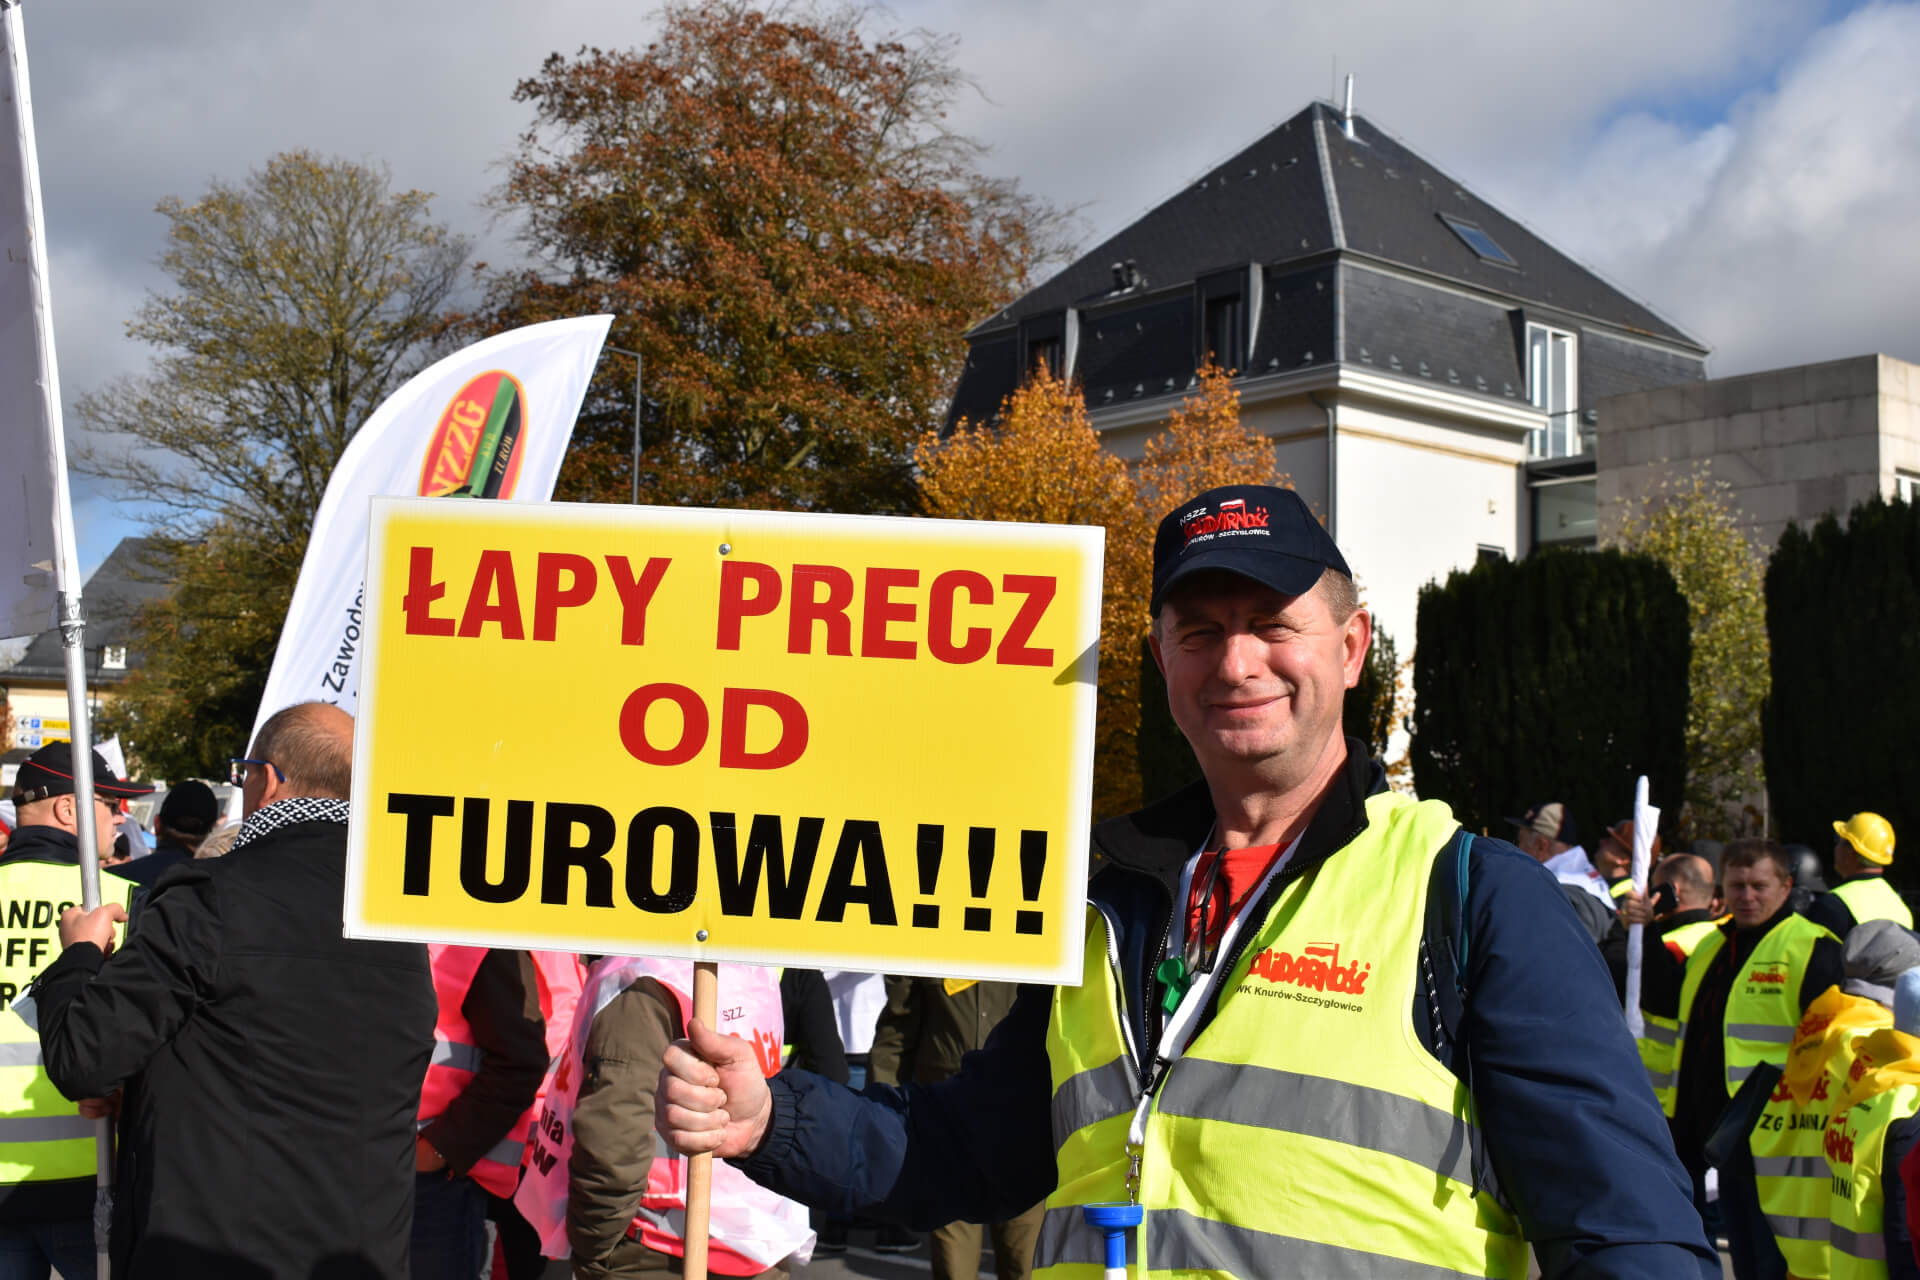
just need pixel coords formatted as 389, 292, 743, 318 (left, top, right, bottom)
1595, 355, 1920, 548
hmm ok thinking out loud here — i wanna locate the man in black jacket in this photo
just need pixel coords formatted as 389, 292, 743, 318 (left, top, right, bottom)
33, 701, 436, 1279
657, 484, 1717, 1278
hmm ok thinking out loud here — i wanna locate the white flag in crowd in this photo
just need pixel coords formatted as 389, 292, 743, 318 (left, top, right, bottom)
251, 315, 612, 739
0, 1, 81, 641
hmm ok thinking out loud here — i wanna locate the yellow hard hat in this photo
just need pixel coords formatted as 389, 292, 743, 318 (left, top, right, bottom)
1834, 812, 1896, 865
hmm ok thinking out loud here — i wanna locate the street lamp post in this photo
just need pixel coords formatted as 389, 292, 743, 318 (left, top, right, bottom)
604, 344, 643, 504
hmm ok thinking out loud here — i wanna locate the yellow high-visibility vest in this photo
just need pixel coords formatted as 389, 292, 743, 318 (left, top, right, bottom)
1639, 917, 1723, 1116
1675, 914, 1835, 1096
1752, 986, 1890, 1278
1036, 792, 1526, 1278
1675, 911, 1836, 1246
0, 855, 138, 1006
1826, 1028, 1920, 1280
0, 1006, 94, 1187
0, 853, 133, 1194
1832, 878, 1913, 931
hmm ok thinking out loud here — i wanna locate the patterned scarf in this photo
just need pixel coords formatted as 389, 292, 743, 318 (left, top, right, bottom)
231, 796, 350, 852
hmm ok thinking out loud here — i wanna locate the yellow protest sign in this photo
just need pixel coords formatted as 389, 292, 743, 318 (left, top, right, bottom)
345, 498, 1104, 985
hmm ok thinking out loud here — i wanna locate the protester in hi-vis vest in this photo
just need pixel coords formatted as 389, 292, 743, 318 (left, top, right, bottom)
0, 742, 146, 1280
1630, 856, 1724, 1120
1630, 839, 1844, 1280
656, 483, 1717, 1278
414, 945, 555, 1280
1806, 816, 1913, 944
515, 957, 812, 1278
1745, 921, 1919, 1278
1825, 1009, 1920, 1280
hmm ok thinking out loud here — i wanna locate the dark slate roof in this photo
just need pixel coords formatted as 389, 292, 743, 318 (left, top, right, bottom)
974, 101, 1703, 351
1, 537, 170, 683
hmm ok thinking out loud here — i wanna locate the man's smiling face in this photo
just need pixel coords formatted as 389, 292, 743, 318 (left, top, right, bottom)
1150, 570, 1369, 780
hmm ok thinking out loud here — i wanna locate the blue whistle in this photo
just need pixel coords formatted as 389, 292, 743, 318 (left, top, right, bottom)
1082, 1202, 1142, 1278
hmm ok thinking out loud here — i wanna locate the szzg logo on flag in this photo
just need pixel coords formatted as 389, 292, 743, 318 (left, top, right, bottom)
418, 371, 528, 500
344, 500, 1104, 986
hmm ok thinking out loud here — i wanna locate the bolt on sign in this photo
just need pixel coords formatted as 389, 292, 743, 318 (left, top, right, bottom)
345, 498, 1104, 985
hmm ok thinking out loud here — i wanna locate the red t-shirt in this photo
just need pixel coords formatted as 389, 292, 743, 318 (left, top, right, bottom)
1184, 842, 1286, 953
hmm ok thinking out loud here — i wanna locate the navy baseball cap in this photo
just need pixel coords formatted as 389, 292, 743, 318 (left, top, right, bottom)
1150, 485, 1351, 614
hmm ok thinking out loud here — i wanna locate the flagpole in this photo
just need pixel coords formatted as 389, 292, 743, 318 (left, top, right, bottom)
3, 4, 114, 1274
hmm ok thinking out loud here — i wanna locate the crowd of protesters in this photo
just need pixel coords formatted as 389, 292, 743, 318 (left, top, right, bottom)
7, 731, 1920, 1280
0, 488, 1917, 1280
1509, 798, 1920, 1280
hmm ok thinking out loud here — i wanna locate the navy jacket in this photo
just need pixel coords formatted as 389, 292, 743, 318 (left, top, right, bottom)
738, 742, 1717, 1277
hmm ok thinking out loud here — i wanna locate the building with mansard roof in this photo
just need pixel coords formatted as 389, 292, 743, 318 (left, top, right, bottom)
948, 98, 1710, 647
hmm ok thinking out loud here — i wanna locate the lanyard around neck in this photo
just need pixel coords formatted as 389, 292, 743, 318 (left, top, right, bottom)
1125, 831, 1302, 1188
1158, 831, 1301, 1059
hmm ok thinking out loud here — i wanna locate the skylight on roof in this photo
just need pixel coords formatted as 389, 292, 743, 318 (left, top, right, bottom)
1438, 213, 1516, 267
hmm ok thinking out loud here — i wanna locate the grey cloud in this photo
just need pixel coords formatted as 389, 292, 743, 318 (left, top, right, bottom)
1497, 2, 1920, 374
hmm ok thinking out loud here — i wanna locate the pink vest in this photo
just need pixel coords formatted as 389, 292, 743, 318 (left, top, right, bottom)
418, 945, 585, 1197
515, 958, 812, 1271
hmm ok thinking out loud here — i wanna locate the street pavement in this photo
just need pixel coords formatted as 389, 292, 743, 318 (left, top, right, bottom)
790, 1228, 1736, 1279
793, 1228, 977, 1280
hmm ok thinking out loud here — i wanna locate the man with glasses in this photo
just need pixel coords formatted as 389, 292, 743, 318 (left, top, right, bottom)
31, 701, 436, 1279
0, 741, 147, 1280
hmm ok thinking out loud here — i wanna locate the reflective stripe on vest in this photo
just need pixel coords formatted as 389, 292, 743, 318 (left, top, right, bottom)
419, 947, 584, 1198
1832, 878, 1913, 931
1038, 792, 1527, 1280
1756, 1004, 1888, 1277
1828, 1079, 1920, 1280
1155, 1059, 1474, 1186
0, 1041, 41, 1067
1635, 919, 1721, 1116
1675, 915, 1836, 1097
0, 1006, 94, 1185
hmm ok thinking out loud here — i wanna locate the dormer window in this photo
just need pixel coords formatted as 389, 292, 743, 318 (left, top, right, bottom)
1204, 294, 1244, 370
1027, 337, 1062, 378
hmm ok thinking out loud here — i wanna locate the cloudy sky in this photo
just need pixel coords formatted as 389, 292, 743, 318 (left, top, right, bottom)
28, 0, 1920, 574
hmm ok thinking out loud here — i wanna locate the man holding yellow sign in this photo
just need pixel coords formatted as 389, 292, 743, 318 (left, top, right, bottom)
657, 485, 1720, 1279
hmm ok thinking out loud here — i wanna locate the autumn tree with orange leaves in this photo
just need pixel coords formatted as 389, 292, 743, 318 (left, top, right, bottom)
479, 1, 1065, 514
918, 363, 1286, 817
917, 368, 1149, 816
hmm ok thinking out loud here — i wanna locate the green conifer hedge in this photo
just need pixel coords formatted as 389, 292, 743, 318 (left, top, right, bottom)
1764, 497, 1920, 890
1411, 548, 1690, 840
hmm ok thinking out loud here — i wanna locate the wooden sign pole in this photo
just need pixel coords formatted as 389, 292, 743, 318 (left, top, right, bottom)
683, 960, 719, 1280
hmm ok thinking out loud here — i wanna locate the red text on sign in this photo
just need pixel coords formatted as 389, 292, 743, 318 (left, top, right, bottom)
401, 546, 671, 644
618, 684, 810, 770
714, 560, 1057, 666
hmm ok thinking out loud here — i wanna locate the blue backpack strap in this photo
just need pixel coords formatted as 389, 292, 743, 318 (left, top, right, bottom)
1451, 827, 1473, 993
1446, 828, 1506, 1203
